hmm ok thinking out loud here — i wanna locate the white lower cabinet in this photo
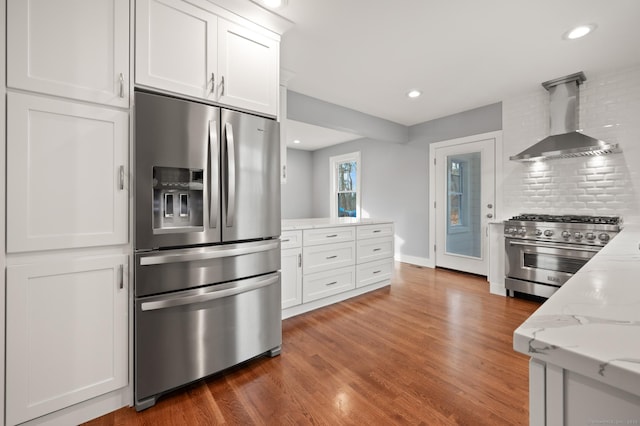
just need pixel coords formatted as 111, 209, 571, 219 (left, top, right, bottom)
281, 222, 394, 317
303, 266, 356, 303
281, 247, 302, 309
6, 254, 129, 426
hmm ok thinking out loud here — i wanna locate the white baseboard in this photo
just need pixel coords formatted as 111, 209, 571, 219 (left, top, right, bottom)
394, 254, 434, 268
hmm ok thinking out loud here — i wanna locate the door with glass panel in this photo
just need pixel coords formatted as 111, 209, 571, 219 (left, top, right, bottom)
435, 139, 495, 275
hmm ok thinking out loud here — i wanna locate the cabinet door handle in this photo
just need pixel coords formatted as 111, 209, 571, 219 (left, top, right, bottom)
119, 73, 124, 98
119, 165, 125, 190
118, 264, 124, 289
221, 75, 225, 96
210, 73, 215, 94
298, 253, 301, 267
326, 255, 337, 259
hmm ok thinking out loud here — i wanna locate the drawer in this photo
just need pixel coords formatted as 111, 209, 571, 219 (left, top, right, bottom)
303, 241, 355, 275
281, 230, 302, 249
356, 258, 393, 288
303, 226, 355, 247
357, 236, 394, 264
357, 223, 394, 240
303, 266, 355, 303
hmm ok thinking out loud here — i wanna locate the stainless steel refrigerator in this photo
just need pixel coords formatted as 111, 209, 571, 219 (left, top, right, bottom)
133, 91, 281, 410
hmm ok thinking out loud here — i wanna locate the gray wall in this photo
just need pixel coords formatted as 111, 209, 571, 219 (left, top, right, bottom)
281, 148, 314, 219
282, 91, 503, 262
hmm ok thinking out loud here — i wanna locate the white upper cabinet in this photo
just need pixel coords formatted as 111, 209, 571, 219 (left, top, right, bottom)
217, 19, 279, 116
7, 0, 130, 107
136, 0, 280, 116
135, 0, 217, 100
7, 93, 129, 253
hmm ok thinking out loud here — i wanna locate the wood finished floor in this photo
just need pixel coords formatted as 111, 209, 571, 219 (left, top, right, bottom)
85, 262, 540, 425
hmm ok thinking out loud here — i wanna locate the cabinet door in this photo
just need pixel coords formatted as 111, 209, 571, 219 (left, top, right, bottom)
281, 248, 302, 309
217, 19, 279, 116
7, 0, 129, 107
136, 0, 217, 99
6, 255, 128, 425
7, 93, 129, 252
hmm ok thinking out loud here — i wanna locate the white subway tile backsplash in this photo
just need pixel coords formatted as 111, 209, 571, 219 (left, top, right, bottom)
502, 64, 640, 219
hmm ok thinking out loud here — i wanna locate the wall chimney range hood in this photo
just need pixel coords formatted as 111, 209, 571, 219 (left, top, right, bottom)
510, 71, 621, 162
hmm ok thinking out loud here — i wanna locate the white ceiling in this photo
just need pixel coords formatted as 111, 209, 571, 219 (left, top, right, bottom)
276, 0, 640, 128
285, 119, 361, 150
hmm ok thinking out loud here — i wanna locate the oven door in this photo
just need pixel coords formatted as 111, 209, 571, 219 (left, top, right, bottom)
505, 238, 600, 287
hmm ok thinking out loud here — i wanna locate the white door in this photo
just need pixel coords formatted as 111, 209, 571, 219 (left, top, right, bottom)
7, 92, 129, 252
6, 255, 128, 426
434, 138, 495, 275
217, 19, 279, 116
135, 0, 217, 99
7, 0, 130, 107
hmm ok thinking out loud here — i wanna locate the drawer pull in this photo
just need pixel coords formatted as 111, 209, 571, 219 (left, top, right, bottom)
373, 270, 382, 274
281, 239, 290, 243
373, 229, 382, 233
326, 281, 338, 286
326, 255, 338, 259
373, 248, 382, 252
326, 234, 338, 238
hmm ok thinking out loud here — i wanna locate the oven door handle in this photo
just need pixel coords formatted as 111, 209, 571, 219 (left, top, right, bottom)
139, 240, 279, 266
508, 240, 601, 252
140, 273, 279, 311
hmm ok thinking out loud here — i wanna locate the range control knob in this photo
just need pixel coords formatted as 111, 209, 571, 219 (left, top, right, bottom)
586, 232, 596, 241
599, 233, 610, 242
535, 229, 543, 236
561, 231, 571, 238
518, 228, 527, 236
574, 232, 583, 240
544, 229, 554, 237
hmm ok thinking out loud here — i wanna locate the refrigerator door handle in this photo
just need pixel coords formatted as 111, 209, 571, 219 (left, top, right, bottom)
209, 120, 219, 229
140, 273, 279, 311
139, 240, 279, 266
225, 122, 236, 227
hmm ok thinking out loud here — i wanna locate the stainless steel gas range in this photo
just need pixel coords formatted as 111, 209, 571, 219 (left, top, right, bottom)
504, 214, 621, 298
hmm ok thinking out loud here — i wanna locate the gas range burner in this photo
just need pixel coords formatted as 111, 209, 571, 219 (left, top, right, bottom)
510, 214, 621, 225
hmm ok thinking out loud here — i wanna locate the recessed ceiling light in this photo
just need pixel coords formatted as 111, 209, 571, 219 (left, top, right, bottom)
564, 24, 597, 40
293, 139, 301, 144
260, 0, 287, 9
407, 90, 422, 99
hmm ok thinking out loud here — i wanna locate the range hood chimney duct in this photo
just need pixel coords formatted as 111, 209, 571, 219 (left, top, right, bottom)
509, 71, 620, 162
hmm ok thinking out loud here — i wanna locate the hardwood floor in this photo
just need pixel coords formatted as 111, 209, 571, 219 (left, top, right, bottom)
85, 262, 540, 425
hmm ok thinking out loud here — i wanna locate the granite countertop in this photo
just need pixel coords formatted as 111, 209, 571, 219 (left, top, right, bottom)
513, 224, 640, 397
282, 217, 393, 231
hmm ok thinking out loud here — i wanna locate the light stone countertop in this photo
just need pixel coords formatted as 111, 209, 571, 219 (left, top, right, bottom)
282, 217, 393, 231
513, 224, 640, 397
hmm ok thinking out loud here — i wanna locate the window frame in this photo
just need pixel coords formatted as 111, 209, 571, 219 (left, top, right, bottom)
329, 151, 361, 219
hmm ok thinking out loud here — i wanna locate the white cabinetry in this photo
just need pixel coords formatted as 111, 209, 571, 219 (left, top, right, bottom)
6, 93, 129, 253
281, 221, 394, 318
136, 0, 280, 116
7, 0, 130, 107
281, 231, 302, 309
6, 255, 128, 426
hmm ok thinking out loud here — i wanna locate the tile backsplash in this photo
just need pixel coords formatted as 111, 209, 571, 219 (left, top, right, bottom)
502, 64, 640, 221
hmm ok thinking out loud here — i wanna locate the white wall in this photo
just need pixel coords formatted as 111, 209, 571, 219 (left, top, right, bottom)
281, 148, 314, 219
502, 64, 640, 222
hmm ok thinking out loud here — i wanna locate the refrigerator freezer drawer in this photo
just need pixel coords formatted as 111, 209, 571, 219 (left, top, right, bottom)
135, 271, 282, 409
135, 239, 280, 297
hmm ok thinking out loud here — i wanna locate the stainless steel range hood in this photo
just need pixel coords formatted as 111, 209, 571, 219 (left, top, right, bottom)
510, 72, 620, 162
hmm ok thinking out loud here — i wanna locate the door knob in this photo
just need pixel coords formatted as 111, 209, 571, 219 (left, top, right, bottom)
486, 213, 493, 218
487, 203, 493, 209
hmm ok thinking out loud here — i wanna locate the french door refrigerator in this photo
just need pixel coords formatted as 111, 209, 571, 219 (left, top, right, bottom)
133, 90, 281, 410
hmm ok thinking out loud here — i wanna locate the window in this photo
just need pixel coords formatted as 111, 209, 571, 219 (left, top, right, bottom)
448, 160, 464, 227
330, 152, 361, 218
